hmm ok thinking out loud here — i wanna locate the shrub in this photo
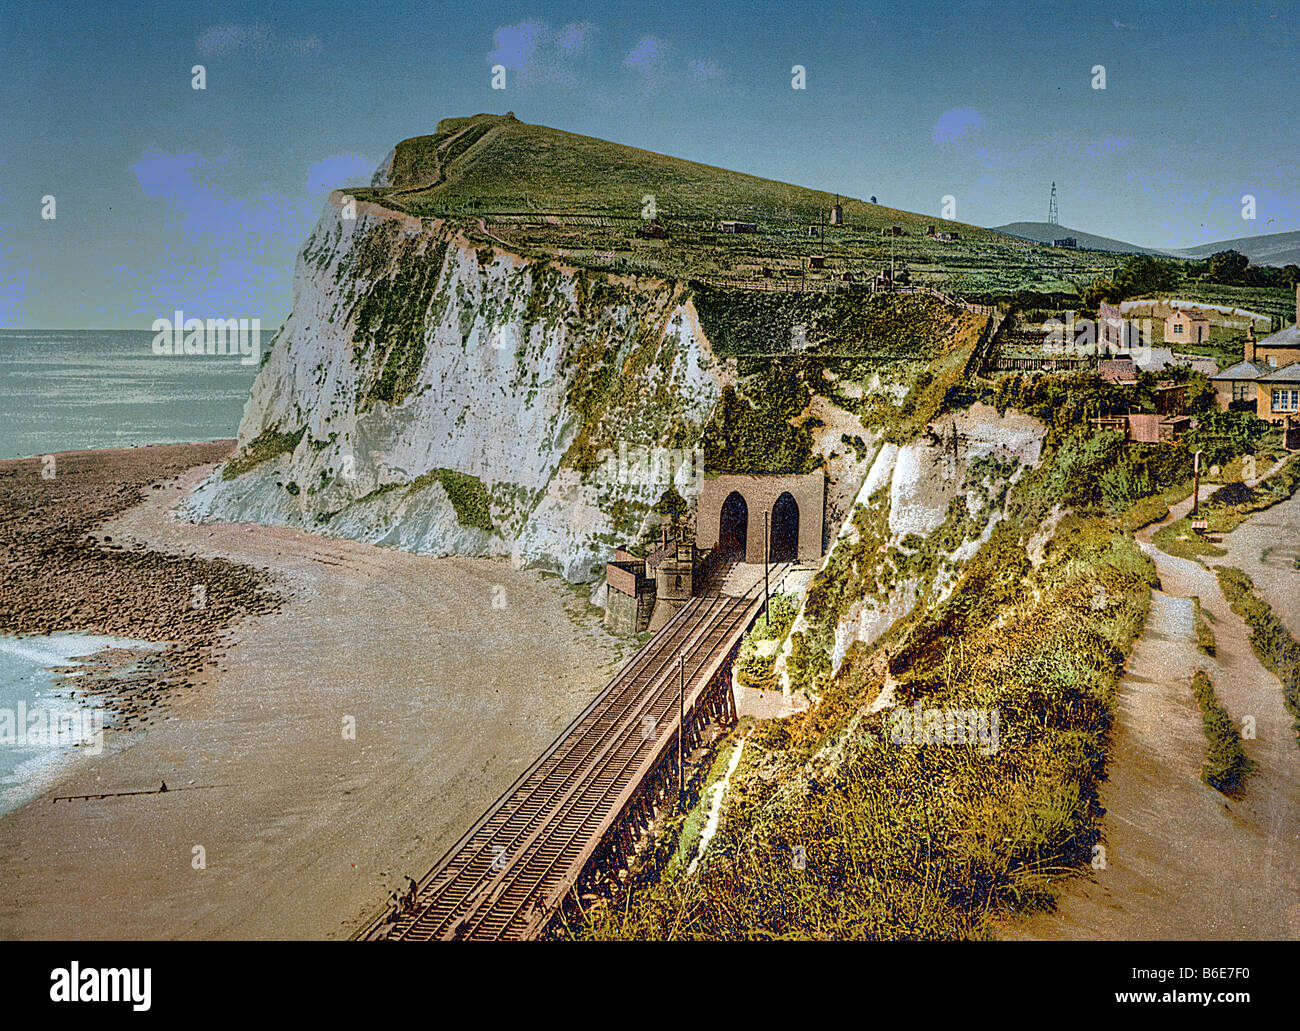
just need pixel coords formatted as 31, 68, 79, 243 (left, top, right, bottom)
1190, 670, 1251, 794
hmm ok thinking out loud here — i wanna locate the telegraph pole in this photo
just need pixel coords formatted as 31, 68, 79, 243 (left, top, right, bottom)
763, 512, 770, 617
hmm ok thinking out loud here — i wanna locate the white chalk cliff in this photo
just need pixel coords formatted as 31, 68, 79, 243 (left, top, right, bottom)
185, 194, 722, 581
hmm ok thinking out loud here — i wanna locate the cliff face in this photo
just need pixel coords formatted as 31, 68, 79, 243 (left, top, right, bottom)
774, 403, 1045, 694
184, 194, 722, 580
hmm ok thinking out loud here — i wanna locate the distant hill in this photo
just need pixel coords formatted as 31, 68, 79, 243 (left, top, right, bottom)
991, 222, 1171, 256
1175, 230, 1300, 267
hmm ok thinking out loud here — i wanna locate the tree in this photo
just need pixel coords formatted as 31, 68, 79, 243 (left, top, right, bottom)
654, 486, 688, 536
1115, 255, 1179, 296
1207, 250, 1249, 285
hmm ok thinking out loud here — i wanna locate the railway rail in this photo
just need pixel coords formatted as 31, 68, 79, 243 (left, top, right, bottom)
364, 564, 790, 941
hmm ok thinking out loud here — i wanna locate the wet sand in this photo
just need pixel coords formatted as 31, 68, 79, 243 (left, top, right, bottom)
0, 445, 627, 939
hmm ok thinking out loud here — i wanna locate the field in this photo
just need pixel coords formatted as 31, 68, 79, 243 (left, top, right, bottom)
344, 114, 1127, 299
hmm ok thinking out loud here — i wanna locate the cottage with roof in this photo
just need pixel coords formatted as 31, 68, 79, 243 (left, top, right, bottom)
1211, 359, 1271, 411
1258, 363, 1300, 423
1246, 286, 1300, 368
1164, 308, 1211, 346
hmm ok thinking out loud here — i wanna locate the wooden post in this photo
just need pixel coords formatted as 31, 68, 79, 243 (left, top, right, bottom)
1192, 450, 1201, 518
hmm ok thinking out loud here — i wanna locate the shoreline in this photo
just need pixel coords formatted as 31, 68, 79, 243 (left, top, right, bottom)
0, 443, 628, 939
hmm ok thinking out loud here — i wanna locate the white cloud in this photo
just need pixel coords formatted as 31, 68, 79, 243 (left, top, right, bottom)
488, 21, 594, 87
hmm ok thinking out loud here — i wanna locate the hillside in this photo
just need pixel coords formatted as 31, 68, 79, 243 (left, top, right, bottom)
991, 221, 1169, 256
346, 114, 1124, 297
1177, 229, 1300, 267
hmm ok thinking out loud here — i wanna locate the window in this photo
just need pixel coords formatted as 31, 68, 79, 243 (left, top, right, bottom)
1233, 381, 1252, 402
1173, 323, 1184, 335
1272, 389, 1299, 412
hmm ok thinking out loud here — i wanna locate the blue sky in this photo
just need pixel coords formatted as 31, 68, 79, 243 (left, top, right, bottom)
2, 0, 1297, 328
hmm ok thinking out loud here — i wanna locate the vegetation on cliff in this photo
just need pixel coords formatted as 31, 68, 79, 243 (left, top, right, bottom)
222, 426, 306, 481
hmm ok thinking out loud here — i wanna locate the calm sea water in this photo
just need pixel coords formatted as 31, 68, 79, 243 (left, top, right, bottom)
0, 329, 263, 459
0, 634, 161, 816
0, 331, 258, 811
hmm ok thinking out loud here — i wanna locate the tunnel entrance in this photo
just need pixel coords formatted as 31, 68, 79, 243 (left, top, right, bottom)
770, 492, 799, 563
719, 491, 748, 556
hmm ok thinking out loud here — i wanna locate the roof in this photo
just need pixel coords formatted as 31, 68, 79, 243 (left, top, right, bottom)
1099, 358, 1138, 383
1261, 361, 1300, 384
1258, 323, 1300, 349
1212, 360, 1272, 381
645, 541, 674, 568
1170, 308, 1210, 323
1126, 413, 1161, 443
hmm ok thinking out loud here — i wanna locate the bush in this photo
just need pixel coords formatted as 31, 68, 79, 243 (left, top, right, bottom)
1190, 670, 1250, 793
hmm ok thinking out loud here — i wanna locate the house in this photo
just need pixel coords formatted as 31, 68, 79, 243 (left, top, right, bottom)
718, 220, 757, 233
936, 231, 959, 242
1164, 308, 1210, 346
808, 255, 826, 269
881, 225, 904, 237
1098, 357, 1138, 385
1246, 286, 1300, 368
829, 204, 843, 225
1257, 363, 1300, 423
1053, 237, 1078, 248
1210, 359, 1271, 411
925, 224, 936, 236
807, 225, 820, 238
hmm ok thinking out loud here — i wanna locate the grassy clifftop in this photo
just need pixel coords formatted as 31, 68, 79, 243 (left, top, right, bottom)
343, 114, 1126, 295
375, 113, 978, 233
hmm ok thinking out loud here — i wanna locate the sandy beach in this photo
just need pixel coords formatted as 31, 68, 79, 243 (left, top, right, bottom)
0, 444, 628, 939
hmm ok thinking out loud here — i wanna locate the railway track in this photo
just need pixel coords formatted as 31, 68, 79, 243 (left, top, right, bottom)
365, 566, 788, 941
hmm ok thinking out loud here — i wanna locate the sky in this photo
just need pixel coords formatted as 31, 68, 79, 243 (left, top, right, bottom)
2, 0, 1297, 328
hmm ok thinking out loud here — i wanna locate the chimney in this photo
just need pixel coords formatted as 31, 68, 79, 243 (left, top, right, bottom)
1246, 322, 1257, 363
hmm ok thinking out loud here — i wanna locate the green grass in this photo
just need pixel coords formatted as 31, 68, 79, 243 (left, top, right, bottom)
407, 468, 494, 531
222, 427, 305, 480
338, 115, 1296, 319
1190, 670, 1251, 794
337, 114, 1198, 303
1155, 454, 1300, 561
735, 595, 800, 692
1193, 597, 1217, 656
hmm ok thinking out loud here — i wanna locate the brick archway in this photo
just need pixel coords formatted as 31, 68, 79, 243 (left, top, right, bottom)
718, 490, 748, 556
770, 491, 799, 563
695, 471, 824, 564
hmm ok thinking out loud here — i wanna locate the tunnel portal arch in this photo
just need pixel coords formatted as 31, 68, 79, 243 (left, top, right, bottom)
770, 491, 799, 563
695, 471, 824, 565
719, 491, 749, 556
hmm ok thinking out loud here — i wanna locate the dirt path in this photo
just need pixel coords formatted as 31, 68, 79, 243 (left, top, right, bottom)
1005, 487, 1300, 939
1215, 487, 1300, 640
0, 461, 627, 940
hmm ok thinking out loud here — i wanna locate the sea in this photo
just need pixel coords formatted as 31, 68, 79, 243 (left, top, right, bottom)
0, 329, 262, 459
0, 329, 260, 814
0, 634, 163, 817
